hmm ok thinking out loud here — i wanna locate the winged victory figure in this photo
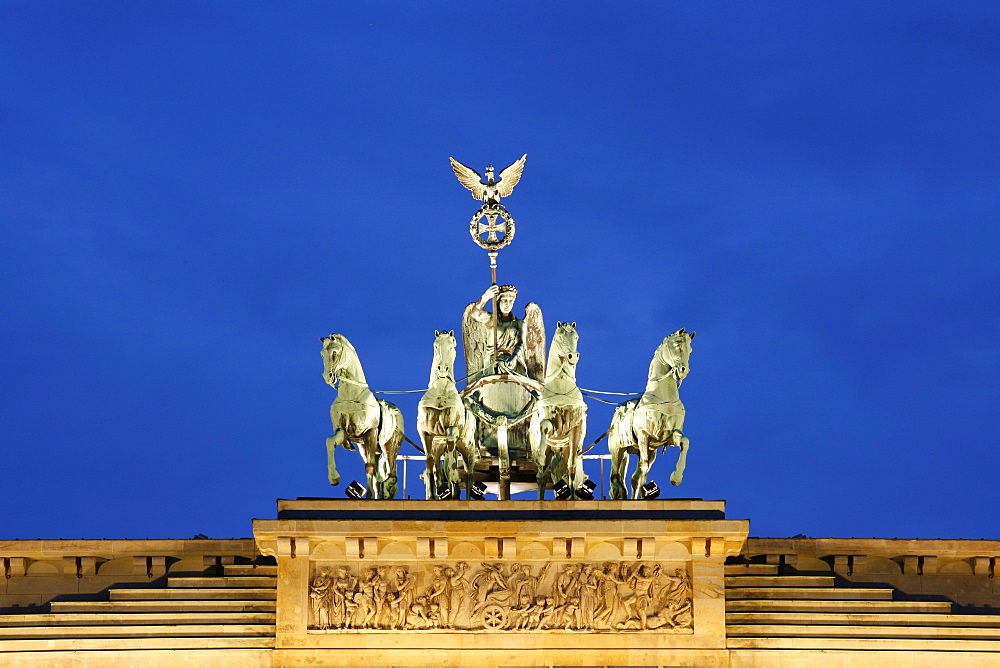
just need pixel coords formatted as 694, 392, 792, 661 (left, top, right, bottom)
450, 154, 527, 208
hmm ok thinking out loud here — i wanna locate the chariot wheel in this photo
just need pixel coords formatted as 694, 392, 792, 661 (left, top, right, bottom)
481, 604, 506, 630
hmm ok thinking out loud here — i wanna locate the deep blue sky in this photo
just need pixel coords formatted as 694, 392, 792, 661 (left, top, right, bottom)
2, 3, 998, 540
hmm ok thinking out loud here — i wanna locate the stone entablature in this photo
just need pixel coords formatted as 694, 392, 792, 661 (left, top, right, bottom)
253, 499, 748, 666
2, 520, 1000, 665
743, 537, 1000, 608
0, 539, 258, 610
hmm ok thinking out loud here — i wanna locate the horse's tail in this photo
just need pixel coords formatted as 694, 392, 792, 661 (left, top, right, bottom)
377, 399, 405, 482
375, 399, 403, 499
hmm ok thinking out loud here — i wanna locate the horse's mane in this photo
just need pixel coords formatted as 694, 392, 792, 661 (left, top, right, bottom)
648, 331, 682, 382
429, 331, 457, 385
326, 334, 367, 385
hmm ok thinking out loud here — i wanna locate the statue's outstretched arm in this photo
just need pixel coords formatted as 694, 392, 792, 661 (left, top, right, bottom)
470, 285, 496, 324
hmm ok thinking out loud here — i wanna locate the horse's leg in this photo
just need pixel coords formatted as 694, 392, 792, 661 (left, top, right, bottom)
360, 429, 379, 499
381, 418, 403, 499
461, 445, 477, 500
460, 418, 479, 500
536, 417, 552, 500
568, 422, 583, 498
326, 429, 345, 486
631, 432, 650, 500
422, 432, 436, 500
445, 426, 461, 499
670, 432, 689, 486
608, 434, 629, 501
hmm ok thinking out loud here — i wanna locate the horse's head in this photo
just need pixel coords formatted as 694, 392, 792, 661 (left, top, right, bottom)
431, 330, 457, 380
320, 333, 353, 386
657, 328, 695, 381
551, 321, 581, 366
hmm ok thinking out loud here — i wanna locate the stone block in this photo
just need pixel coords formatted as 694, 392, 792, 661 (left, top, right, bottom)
433, 537, 448, 558
9, 558, 26, 577
80, 555, 98, 576
150, 555, 167, 577
852, 554, 867, 575
360, 537, 375, 560
416, 537, 430, 558
691, 538, 707, 558
500, 536, 515, 558
833, 555, 849, 574
708, 537, 725, 559
624, 537, 639, 558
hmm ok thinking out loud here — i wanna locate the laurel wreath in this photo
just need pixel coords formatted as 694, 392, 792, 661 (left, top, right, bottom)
469, 205, 516, 251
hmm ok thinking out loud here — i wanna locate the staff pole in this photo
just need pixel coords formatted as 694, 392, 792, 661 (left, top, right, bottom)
489, 251, 498, 371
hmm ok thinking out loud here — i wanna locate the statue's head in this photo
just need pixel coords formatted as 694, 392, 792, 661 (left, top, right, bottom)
553, 322, 580, 364
485, 163, 495, 182
320, 333, 351, 384
659, 328, 695, 380
497, 284, 517, 315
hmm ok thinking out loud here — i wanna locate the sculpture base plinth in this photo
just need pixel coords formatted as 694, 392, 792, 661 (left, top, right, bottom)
254, 499, 748, 667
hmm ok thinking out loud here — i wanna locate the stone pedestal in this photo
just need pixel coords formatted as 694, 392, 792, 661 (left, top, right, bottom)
254, 499, 748, 667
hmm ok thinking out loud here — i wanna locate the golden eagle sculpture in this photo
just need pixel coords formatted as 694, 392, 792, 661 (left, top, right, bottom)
449, 153, 527, 207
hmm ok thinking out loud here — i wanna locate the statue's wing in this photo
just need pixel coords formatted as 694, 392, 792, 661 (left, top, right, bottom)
462, 302, 488, 379
523, 302, 546, 383
450, 157, 487, 201
495, 153, 527, 198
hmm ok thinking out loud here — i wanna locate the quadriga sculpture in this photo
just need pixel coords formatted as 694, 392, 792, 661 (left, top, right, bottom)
529, 322, 587, 499
416, 330, 478, 499
608, 329, 695, 500
320, 334, 404, 499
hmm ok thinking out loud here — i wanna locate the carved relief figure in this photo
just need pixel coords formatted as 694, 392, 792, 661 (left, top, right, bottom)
308, 560, 693, 633
471, 562, 512, 617
579, 565, 601, 628
445, 562, 469, 626
390, 568, 415, 629
646, 569, 693, 630
309, 567, 333, 629
426, 565, 453, 628
332, 566, 356, 628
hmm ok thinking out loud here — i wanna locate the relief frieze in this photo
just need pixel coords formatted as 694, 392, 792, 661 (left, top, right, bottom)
308, 561, 692, 632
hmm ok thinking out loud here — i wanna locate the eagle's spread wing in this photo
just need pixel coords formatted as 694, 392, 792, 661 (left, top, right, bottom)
495, 153, 527, 198
450, 157, 487, 201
